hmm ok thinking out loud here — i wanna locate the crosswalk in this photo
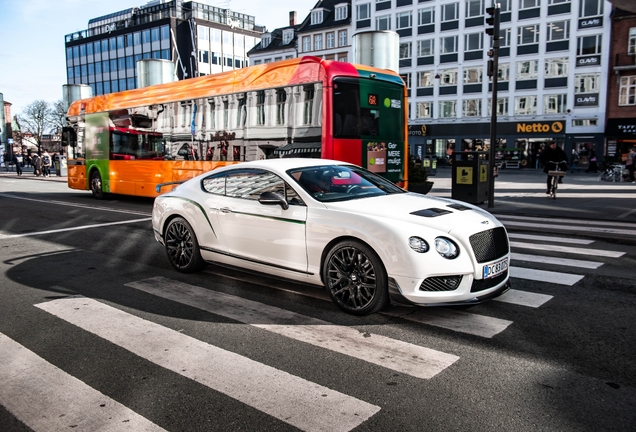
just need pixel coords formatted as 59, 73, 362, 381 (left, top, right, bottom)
1, 214, 632, 431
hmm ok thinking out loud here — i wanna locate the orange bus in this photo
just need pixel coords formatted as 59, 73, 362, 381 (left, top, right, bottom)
63, 56, 408, 199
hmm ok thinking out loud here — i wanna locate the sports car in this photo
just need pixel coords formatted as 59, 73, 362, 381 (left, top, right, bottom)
152, 158, 510, 315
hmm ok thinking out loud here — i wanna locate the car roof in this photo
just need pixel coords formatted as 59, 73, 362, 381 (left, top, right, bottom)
219, 158, 352, 173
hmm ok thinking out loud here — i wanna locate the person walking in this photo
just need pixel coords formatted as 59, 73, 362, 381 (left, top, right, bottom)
586, 149, 599, 173
570, 149, 579, 173
41, 150, 52, 177
12, 153, 23, 176
540, 141, 568, 194
32, 153, 42, 176
625, 147, 636, 183
53, 152, 61, 176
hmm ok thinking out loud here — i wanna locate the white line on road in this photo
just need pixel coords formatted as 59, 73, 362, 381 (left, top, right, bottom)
0, 218, 151, 239
510, 241, 625, 258
0, 332, 166, 432
510, 266, 584, 286
126, 277, 459, 380
511, 252, 603, 269
0, 192, 152, 216
507, 232, 594, 245
494, 289, 553, 308
496, 214, 636, 229
35, 296, 380, 432
503, 220, 636, 237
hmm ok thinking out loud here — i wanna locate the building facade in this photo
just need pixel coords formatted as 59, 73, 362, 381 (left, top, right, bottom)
64, 0, 264, 96
297, 0, 353, 62
248, 12, 301, 64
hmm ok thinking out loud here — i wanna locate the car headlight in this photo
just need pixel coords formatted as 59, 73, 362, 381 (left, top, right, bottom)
408, 236, 429, 253
434, 237, 459, 259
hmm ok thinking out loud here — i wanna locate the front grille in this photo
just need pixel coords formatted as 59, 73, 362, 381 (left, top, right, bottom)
419, 275, 463, 292
469, 227, 509, 263
471, 270, 508, 293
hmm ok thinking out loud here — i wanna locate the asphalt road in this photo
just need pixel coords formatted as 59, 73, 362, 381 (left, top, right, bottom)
1, 178, 635, 432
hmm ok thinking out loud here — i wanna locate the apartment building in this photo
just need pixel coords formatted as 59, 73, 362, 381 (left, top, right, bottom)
64, 0, 264, 96
249, 12, 301, 64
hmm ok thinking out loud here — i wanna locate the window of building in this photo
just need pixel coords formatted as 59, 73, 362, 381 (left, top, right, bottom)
416, 102, 433, 118
547, 20, 570, 42
544, 94, 567, 113
619, 76, 636, 106
465, 33, 483, 51
418, 39, 434, 57
396, 11, 412, 29
520, 0, 540, 10
339, 30, 347, 47
518, 24, 540, 45
579, 0, 603, 17
199, 50, 209, 63
311, 10, 324, 25
254, 59, 262, 65
545, 58, 568, 78
499, 28, 512, 47
515, 96, 537, 115
303, 86, 314, 125
117, 36, 125, 49
417, 71, 434, 87
463, 66, 483, 83
439, 101, 457, 118
516, 60, 538, 79
357, 3, 371, 20
400, 42, 412, 59
466, 0, 484, 18
575, 73, 600, 93
463, 99, 481, 117
327, 32, 335, 48
572, 118, 598, 126
440, 68, 458, 85
161, 25, 170, 40
441, 35, 458, 54
376, 15, 391, 30
418, 7, 434, 25
335, 5, 348, 20
498, 0, 512, 11
338, 54, 348, 62
276, 90, 286, 125
577, 34, 602, 56
282, 30, 293, 45
629, 28, 636, 54
142, 30, 151, 44
549, 0, 570, 4
400, 73, 411, 89
314, 34, 323, 51
256, 91, 265, 125
303, 36, 311, 52
442, 3, 459, 21
488, 97, 509, 116
498, 63, 510, 81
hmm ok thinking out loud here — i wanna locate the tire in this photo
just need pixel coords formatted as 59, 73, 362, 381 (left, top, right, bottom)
90, 170, 104, 200
322, 240, 389, 315
164, 217, 205, 273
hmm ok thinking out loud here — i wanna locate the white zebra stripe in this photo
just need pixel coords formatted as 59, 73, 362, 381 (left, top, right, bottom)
511, 252, 603, 269
510, 266, 584, 286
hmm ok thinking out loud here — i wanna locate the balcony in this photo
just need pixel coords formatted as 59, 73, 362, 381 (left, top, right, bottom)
614, 53, 636, 71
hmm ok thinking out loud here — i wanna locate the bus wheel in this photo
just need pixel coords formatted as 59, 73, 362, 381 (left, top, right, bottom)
90, 171, 104, 200
164, 217, 205, 273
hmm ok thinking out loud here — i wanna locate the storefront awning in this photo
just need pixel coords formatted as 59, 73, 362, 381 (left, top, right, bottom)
274, 142, 321, 156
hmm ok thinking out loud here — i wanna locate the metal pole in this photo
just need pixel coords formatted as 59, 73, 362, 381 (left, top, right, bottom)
487, 4, 500, 209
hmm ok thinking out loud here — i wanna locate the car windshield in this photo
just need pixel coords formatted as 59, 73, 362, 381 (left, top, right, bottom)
288, 165, 406, 202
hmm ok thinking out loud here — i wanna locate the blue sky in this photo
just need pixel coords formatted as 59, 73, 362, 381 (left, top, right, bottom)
0, 0, 316, 117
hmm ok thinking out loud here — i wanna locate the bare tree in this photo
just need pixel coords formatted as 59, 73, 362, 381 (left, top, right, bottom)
49, 99, 66, 134
17, 100, 53, 154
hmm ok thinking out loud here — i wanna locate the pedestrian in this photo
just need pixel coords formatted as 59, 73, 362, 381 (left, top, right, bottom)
12, 153, 23, 176
540, 141, 568, 194
32, 153, 42, 176
53, 152, 61, 176
570, 149, 579, 173
625, 147, 636, 183
586, 149, 599, 173
41, 150, 52, 177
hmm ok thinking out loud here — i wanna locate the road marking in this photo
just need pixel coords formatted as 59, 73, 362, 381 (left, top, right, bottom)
511, 252, 603, 269
384, 307, 513, 338
617, 207, 636, 219
126, 277, 459, 380
507, 233, 594, 245
0, 218, 151, 239
502, 220, 636, 237
496, 214, 636, 228
494, 289, 553, 308
0, 332, 165, 432
0, 193, 152, 216
510, 241, 625, 258
510, 267, 584, 286
35, 296, 380, 432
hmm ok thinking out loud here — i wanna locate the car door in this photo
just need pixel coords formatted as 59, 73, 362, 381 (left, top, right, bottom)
216, 169, 309, 274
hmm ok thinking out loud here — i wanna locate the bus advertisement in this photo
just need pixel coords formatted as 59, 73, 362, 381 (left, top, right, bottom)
63, 56, 408, 199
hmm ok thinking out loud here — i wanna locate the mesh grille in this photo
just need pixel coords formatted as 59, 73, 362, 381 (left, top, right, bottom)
471, 270, 508, 293
469, 227, 509, 263
419, 276, 463, 292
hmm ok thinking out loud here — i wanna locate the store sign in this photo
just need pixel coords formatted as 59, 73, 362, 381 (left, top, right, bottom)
516, 121, 564, 134
578, 17, 602, 30
576, 55, 601, 67
574, 93, 599, 107
408, 125, 427, 136
606, 119, 636, 136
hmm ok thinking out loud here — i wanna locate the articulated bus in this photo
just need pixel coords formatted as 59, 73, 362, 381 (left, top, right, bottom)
63, 56, 408, 199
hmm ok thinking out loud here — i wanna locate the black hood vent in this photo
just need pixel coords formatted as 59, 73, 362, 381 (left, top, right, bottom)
447, 203, 471, 211
410, 208, 452, 218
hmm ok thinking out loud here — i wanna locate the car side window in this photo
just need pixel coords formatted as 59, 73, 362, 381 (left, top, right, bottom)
202, 173, 226, 194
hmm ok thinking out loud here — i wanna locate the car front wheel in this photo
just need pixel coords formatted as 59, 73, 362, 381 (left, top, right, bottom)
164, 217, 205, 273
323, 240, 389, 315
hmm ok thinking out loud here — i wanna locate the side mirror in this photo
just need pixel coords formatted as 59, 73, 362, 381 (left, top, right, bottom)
258, 191, 289, 210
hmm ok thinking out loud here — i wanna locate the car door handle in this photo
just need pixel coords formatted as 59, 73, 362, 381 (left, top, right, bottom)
220, 207, 231, 213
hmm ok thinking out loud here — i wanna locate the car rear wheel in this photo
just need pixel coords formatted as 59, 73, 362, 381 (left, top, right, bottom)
90, 170, 104, 200
323, 240, 389, 315
164, 217, 205, 273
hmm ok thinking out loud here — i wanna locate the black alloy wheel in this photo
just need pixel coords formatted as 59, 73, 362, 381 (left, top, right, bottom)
323, 240, 388, 315
90, 170, 104, 200
164, 217, 205, 273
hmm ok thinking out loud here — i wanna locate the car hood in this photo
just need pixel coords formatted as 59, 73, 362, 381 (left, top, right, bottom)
324, 193, 502, 234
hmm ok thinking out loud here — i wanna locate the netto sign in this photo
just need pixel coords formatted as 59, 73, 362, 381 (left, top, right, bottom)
516, 121, 564, 134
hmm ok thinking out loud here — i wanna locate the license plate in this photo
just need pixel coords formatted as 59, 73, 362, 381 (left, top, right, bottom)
483, 257, 508, 279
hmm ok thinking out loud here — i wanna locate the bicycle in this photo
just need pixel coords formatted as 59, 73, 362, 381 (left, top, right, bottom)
597, 163, 625, 182
547, 160, 567, 199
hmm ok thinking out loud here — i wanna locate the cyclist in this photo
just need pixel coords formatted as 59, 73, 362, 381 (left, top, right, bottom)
626, 147, 635, 183
540, 141, 568, 194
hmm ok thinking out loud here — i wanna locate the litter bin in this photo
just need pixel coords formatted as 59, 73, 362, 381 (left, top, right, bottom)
422, 157, 437, 176
451, 151, 490, 204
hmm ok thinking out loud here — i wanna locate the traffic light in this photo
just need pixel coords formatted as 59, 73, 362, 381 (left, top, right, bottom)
485, 5, 500, 41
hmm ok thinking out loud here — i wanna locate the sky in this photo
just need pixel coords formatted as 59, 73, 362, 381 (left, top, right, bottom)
0, 0, 317, 117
